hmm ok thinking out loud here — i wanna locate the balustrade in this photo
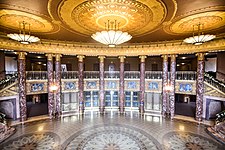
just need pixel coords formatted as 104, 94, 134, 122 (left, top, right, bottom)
104, 71, 119, 78
26, 71, 47, 80
145, 71, 162, 79
176, 71, 196, 80
84, 71, 99, 79
204, 73, 225, 92
124, 71, 140, 79
62, 71, 78, 79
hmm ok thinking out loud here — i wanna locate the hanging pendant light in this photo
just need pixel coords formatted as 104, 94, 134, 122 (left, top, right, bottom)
91, 20, 132, 47
183, 23, 215, 45
7, 21, 40, 44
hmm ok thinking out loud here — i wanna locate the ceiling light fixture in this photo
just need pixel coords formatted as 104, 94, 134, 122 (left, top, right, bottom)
183, 23, 215, 45
7, 21, 40, 44
91, 20, 132, 47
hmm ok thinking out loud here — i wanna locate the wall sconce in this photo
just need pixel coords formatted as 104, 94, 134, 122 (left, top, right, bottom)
165, 81, 172, 92
50, 83, 58, 92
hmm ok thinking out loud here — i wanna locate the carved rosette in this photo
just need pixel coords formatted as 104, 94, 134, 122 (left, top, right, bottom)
99, 56, 105, 114
162, 55, 168, 117
170, 55, 176, 119
46, 54, 54, 119
196, 53, 205, 121
119, 56, 125, 113
139, 56, 146, 114
18, 52, 27, 122
77, 55, 85, 114
55, 54, 62, 117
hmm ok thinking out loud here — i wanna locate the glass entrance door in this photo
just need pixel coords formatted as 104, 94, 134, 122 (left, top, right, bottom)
105, 91, 119, 108
125, 91, 139, 110
145, 92, 161, 112
84, 91, 99, 110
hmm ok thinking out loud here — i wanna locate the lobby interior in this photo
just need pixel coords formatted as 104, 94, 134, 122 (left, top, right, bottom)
0, 0, 225, 149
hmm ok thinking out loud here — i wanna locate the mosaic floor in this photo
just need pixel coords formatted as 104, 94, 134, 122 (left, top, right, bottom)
0, 112, 224, 150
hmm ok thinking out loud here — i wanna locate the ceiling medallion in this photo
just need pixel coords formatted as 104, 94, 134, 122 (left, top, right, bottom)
91, 20, 132, 47
0, 9, 54, 33
183, 23, 215, 45
7, 21, 40, 44
164, 11, 225, 35
59, 0, 166, 36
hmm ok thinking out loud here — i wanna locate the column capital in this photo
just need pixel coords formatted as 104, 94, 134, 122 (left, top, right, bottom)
162, 54, 169, 62
46, 53, 54, 61
139, 55, 147, 62
17, 52, 27, 60
118, 56, 126, 63
196, 53, 205, 61
170, 54, 177, 61
55, 54, 62, 61
98, 55, 106, 63
77, 55, 85, 62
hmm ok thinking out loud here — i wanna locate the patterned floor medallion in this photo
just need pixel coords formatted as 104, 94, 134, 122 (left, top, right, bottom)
64, 124, 161, 150
0, 132, 60, 150
163, 131, 223, 150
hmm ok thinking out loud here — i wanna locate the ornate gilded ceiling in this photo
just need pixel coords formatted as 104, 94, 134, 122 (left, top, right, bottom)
0, 9, 55, 33
58, 0, 166, 37
0, 0, 225, 44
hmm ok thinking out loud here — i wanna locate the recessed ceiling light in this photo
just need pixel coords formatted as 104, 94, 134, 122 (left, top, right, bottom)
181, 57, 186, 59
181, 63, 185, 65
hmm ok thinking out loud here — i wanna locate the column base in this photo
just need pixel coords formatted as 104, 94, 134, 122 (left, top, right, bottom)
195, 117, 202, 122
99, 107, 105, 115
20, 116, 27, 123
119, 106, 125, 114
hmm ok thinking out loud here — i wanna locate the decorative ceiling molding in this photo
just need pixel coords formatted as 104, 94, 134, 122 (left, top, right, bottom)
0, 38, 224, 56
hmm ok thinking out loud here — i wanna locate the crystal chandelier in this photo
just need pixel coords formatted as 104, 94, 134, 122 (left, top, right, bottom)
91, 20, 132, 47
183, 23, 215, 45
7, 21, 40, 44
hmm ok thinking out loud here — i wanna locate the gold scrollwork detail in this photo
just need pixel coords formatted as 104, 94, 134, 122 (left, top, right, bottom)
77, 55, 85, 62
139, 55, 147, 62
196, 53, 205, 61
17, 52, 27, 60
119, 56, 126, 63
98, 56, 106, 63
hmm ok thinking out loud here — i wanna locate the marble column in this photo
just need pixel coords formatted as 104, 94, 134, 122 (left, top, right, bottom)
55, 54, 62, 117
119, 56, 125, 114
77, 55, 85, 114
17, 52, 27, 122
46, 54, 54, 119
98, 56, 105, 114
139, 55, 147, 115
162, 55, 169, 117
196, 53, 205, 121
170, 54, 176, 119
